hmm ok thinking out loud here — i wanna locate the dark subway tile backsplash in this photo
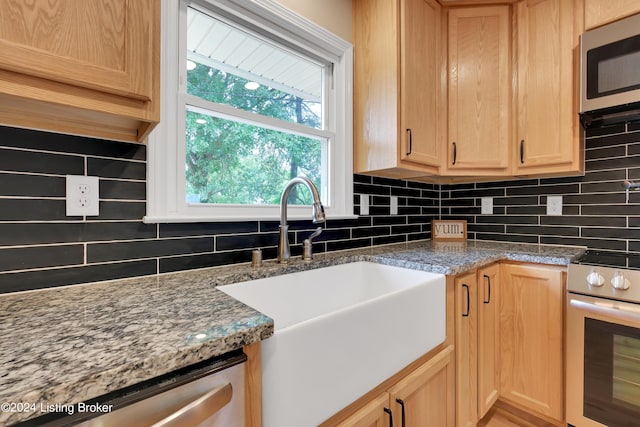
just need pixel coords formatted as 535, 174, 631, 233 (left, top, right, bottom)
0, 260, 157, 293
216, 233, 281, 252
0, 173, 66, 197
0, 245, 84, 272
0, 199, 69, 221
0, 148, 84, 175
160, 221, 258, 238
3, 120, 640, 294
441, 122, 640, 252
0, 126, 436, 293
159, 251, 253, 274
87, 238, 214, 263
88, 157, 146, 180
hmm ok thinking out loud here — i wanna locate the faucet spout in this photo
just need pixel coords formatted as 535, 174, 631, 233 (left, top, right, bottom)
278, 176, 325, 264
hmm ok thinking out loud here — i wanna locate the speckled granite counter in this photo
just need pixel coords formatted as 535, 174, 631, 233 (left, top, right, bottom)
368, 240, 586, 275
0, 273, 273, 425
0, 239, 584, 425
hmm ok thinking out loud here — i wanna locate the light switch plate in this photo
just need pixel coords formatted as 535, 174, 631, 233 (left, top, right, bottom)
359, 194, 369, 216
481, 197, 493, 215
390, 196, 398, 215
547, 195, 563, 216
66, 175, 99, 216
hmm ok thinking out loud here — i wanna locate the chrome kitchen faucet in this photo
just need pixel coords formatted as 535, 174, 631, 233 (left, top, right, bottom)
278, 176, 325, 263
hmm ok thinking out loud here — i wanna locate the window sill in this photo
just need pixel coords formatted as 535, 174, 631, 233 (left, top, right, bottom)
142, 214, 359, 224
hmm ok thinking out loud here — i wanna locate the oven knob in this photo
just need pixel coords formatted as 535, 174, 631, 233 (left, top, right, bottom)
586, 268, 604, 287
611, 271, 630, 290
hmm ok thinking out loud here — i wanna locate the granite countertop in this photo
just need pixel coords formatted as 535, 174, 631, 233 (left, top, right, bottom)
0, 273, 273, 425
0, 239, 584, 425
368, 240, 586, 275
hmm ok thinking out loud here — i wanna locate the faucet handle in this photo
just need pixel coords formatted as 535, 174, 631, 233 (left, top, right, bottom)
307, 227, 323, 241
302, 227, 323, 262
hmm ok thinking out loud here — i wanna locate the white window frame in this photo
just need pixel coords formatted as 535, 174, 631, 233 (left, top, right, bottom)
145, 0, 354, 223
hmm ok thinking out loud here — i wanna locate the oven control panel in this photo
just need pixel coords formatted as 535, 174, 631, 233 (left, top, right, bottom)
568, 263, 640, 303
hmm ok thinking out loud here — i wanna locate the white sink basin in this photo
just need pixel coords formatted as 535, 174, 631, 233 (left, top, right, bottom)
218, 261, 446, 427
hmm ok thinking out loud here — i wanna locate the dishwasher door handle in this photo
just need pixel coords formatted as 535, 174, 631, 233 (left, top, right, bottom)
152, 382, 233, 427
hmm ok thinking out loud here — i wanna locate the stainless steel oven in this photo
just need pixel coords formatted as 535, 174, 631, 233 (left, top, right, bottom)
567, 252, 640, 427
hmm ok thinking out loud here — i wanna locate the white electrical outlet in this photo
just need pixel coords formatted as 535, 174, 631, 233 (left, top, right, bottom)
66, 175, 99, 216
360, 194, 369, 215
390, 196, 398, 215
546, 195, 563, 216
481, 197, 493, 215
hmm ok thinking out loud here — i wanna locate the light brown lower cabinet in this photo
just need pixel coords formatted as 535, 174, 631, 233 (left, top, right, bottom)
477, 264, 500, 418
335, 392, 390, 427
455, 262, 565, 426
335, 345, 455, 427
455, 270, 478, 427
499, 263, 565, 424
455, 264, 500, 427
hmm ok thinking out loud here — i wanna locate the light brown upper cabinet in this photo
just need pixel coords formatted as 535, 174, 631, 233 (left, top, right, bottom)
354, 0, 588, 182
512, 0, 584, 177
585, 0, 640, 29
0, 0, 159, 143
353, 0, 444, 180
445, 6, 511, 176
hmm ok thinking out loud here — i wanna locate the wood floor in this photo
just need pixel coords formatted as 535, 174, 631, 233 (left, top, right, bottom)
477, 401, 560, 427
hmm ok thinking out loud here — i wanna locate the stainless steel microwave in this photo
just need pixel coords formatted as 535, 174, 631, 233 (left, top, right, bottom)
580, 12, 640, 128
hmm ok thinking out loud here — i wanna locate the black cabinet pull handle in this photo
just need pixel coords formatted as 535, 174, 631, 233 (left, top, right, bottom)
520, 139, 525, 164
406, 129, 412, 156
396, 398, 406, 427
452, 142, 457, 165
462, 284, 470, 317
384, 407, 394, 427
483, 274, 491, 304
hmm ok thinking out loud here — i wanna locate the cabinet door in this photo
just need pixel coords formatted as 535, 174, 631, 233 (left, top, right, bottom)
353, 0, 440, 179
389, 346, 455, 427
513, 0, 583, 176
499, 263, 565, 422
400, 0, 443, 169
335, 392, 390, 427
477, 264, 500, 419
446, 6, 510, 174
585, 0, 640, 29
0, 0, 154, 101
455, 271, 478, 427
353, 0, 400, 175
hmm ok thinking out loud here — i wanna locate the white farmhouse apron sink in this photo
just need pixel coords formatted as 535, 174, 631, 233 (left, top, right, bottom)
219, 261, 446, 427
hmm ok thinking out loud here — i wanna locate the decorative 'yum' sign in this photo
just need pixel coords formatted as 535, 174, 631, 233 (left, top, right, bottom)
431, 220, 467, 241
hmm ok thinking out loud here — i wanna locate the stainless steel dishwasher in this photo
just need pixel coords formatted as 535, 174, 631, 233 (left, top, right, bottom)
16, 350, 246, 427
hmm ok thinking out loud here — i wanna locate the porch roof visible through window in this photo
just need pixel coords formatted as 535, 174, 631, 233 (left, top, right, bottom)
187, 7, 323, 102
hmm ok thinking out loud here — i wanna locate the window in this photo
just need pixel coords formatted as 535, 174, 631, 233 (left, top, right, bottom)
146, 0, 354, 222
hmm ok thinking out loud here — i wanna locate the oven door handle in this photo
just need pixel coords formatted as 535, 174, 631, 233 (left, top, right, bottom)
151, 382, 232, 427
570, 296, 640, 324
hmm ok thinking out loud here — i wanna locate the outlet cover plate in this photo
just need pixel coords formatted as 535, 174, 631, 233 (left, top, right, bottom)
481, 197, 493, 215
66, 175, 99, 216
359, 194, 369, 216
390, 196, 398, 215
547, 195, 563, 216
